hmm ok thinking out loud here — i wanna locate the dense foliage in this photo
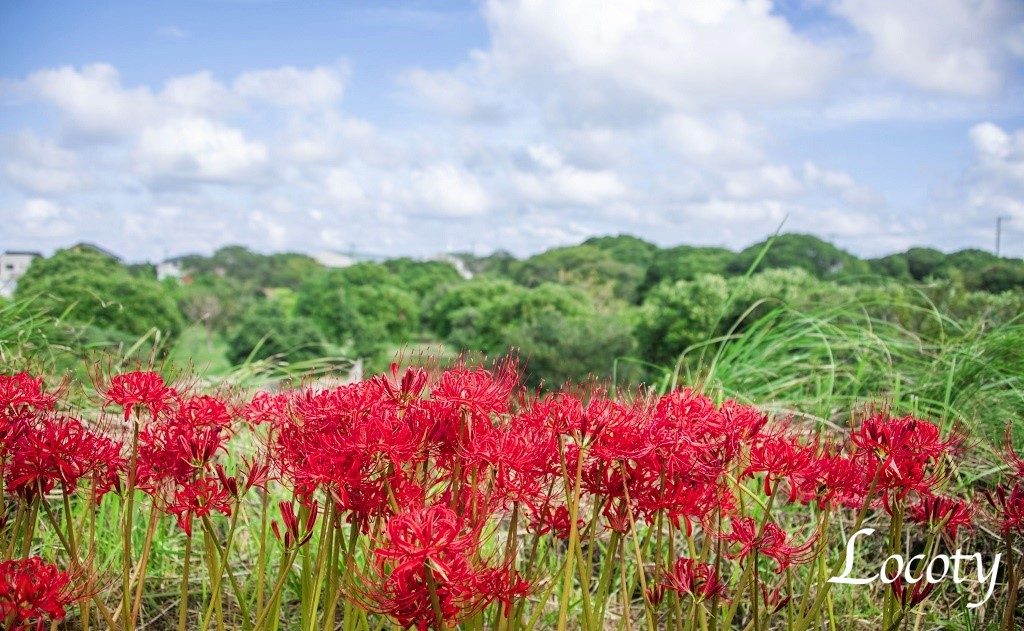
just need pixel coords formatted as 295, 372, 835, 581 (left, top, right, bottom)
14, 246, 183, 338
6, 235, 1024, 387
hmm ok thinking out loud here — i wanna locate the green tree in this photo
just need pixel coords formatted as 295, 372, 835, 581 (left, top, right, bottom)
581, 234, 659, 268
424, 278, 522, 338
384, 258, 464, 297
504, 310, 636, 388
226, 300, 326, 365
729, 233, 869, 279
642, 245, 735, 292
179, 246, 320, 288
15, 247, 183, 338
636, 269, 830, 365
295, 266, 421, 357
978, 263, 1024, 293
512, 245, 646, 302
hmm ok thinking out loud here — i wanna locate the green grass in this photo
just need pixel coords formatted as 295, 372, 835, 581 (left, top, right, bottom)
167, 325, 233, 377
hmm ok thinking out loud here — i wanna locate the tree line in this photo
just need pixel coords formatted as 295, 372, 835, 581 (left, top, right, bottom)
9, 234, 1024, 387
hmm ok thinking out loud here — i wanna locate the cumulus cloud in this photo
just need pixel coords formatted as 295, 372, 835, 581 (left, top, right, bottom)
2, 1, 1021, 260
3, 132, 89, 195
135, 116, 269, 183
385, 164, 491, 218
834, 0, 1024, 96
24, 64, 157, 139
511, 145, 628, 207
963, 122, 1024, 227
18, 198, 76, 238
234, 63, 350, 108
479, 0, 837, 115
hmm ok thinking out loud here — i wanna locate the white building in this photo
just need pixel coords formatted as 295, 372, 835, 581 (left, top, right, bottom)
313, 251, 357, 268
156, 258, 184, 281
0, 251, 41, 298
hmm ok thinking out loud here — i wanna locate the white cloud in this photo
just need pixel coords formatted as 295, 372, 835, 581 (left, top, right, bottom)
386, 164, 491, 218
511, 145, 628, 207
234, 63, 349, 108
4, 2, 1022, 261
157, 25, 188, 40
802, 162, 879, 205
25, 64, 157, 138
479, 0, 837, 114
723, 165, 802, 200
161, 71, 239, 114
3, 132, 88, 195
135, 116, 269, 182
323, 168, 366, 205
18, 198, 76, 238
659, 112, 764, 166
963, 122, 1024, 225
835, 0, 1024, 96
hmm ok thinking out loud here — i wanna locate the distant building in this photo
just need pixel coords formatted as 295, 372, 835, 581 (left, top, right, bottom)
434, 253, 474, 280
314, 250, 388, 268
156, 257, 186, 281
0, 251, 41, 298
314, 251, 357, 268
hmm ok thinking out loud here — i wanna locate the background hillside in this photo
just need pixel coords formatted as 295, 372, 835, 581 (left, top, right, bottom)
4, 233, 1023, 389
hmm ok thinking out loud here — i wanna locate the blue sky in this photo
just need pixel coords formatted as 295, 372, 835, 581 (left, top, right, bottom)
2, 0, 1023, 261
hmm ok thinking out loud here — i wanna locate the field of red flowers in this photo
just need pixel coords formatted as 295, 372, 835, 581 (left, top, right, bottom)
0, 362, 1020, 630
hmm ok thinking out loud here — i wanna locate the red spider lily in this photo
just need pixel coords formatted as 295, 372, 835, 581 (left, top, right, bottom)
375, 505, 478, 577
135, 421, 226, 494
0, 373, 56, 415
377, 363, 429, 406
459, 423, 554, 506
431, 362, 517, 417
982, 483, 1024, 535
471, 567, 530, 617
724, 517, 818, 573
587, 398, 657, 460
645, 584, 667, 607
851, 413, 961, 501
272, 500, 319, 549
364, 505, 512, 630
5, 415, 123, 500
760, 583, 792, 614
167, 476, 232, 537
891, 574, 937, 609
637, 477, 734, 535
745, 431, 821, 503
1004, 428, 1024, 479
527, 503, 581, 540
174, 394, 234, 428
240, 390, 290, 426
662, 557, 728, 602
103, 371, 175, 420
908, 495, 974, 538
0, 557, 82, 631
523, 391, 586, 436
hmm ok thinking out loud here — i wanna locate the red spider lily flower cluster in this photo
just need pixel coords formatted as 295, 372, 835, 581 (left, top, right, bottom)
134, 390, 251, 536
661, 557, 727, 602
0, 365, 978, 631
360, 505, 527, 630
985, 434, 1024, 537
0, 373, 123, 502
908, 495, 974, 538
102, 371, 176, 421
0, 557, 82, 631
724, 517, 818, 573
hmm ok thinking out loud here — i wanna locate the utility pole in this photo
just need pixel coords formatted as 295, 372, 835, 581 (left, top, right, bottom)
996, 216, 1010, 257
